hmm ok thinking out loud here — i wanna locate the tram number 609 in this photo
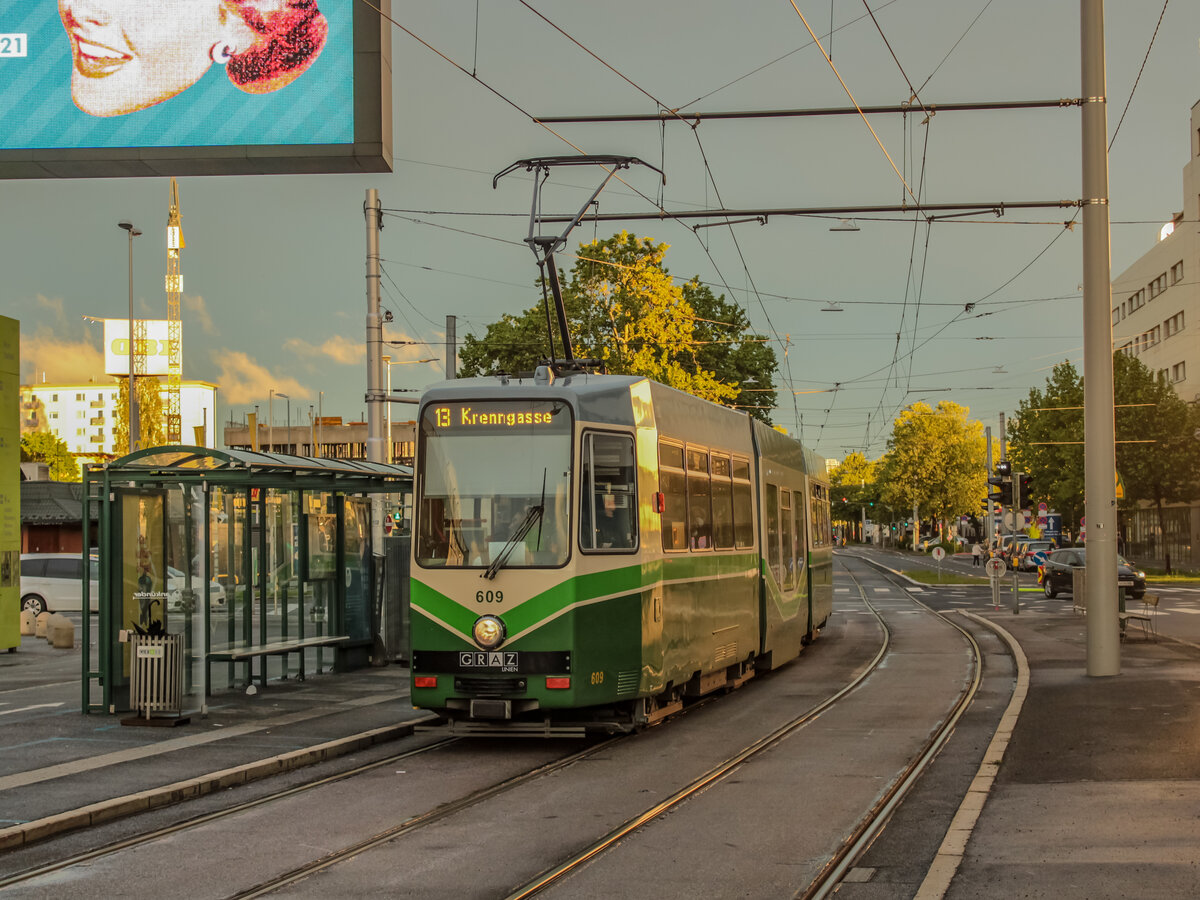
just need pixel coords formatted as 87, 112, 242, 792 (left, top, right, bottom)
590, 671, 604, 685
475, 590, 503, 604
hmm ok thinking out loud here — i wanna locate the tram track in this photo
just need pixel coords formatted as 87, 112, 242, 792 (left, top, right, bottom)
500, 556, 981, 900
0, 735, 459, 891
195, 577, 897, 899
800, 558, 986, 899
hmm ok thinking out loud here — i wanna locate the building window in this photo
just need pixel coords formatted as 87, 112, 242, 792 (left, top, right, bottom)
1173, 362, 1186, 383
1149, 324, 1161, 347
1128, 289, 1145, 312
1149, 273, 1167, 298
50, 412, 58, 419
1171, 260, 1183, 284
51, 393, 58, 402
1112, 307, 1121, 326
1165, 311, 1185, 338
1119, 341, 1133, 358
75, 392, 84, 401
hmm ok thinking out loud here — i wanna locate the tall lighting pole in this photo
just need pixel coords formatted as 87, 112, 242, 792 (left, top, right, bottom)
118, 222, 141, 452
276, 392, 290, 454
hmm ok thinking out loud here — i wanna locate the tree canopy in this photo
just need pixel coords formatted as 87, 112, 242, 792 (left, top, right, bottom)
876, 401, 987, 536
21, 431, 79, 482
1009, 354, 1200, 540
458, 232, 778, 420
113, 377, 165, 455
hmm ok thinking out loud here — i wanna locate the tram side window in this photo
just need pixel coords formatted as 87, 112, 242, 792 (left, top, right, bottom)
781, 490, 795, 590
793, 499, 807, 579
732, 459, 754, 548
711, 455, 734, 549
659, 442, 688, 551
766, 483, 781, 583
810, 484, 830, 547
580, 433, 638, 552
687, 448, 712, 549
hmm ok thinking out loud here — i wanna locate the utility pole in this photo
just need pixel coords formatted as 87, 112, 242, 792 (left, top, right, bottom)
445, 315, 456, 379
985, 426, 994, 540
1081, 0, 1120, 676
365, 189, 385, 556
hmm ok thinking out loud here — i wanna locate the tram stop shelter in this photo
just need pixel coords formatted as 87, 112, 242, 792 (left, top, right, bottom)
81, 447, 412, 717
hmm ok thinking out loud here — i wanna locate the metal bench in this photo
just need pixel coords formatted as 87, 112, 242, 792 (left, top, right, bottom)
209, 635, 350, 687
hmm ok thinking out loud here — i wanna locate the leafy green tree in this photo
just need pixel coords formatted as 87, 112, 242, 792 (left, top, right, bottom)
877, 402, 987, 546
20, 431, 79, 482
113, 377, 165, 455
830, 452, 880, 541
1009, 354, 1200, 559
459, 232, 777, 418
1007, 360, 1085, 531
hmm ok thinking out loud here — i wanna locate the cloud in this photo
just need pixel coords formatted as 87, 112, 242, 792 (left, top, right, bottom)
283, 334, 364, 366
182, 294, 217, 335
36, 295, 66, 324
21, 331, 106, 384
213, 351, 309, 405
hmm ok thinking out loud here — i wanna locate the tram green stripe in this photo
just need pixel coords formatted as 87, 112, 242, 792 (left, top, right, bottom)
412, 552, 761, 642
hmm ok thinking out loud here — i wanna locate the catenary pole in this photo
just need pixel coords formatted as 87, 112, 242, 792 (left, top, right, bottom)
366, 189, 386, 556
1081, 0, 1120, 675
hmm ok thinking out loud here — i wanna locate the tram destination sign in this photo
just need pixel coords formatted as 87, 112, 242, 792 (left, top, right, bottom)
423, 400, 570, 434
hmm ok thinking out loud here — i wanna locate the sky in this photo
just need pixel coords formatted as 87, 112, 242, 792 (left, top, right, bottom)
3, 0, 1199, 462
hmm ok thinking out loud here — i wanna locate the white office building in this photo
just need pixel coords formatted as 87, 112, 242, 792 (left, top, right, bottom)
1112, 99, 1200, 393
1110, 98, 1200, 567
21, 380, 218, 459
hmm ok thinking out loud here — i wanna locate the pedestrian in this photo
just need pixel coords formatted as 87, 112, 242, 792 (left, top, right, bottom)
971, 542, 982, 567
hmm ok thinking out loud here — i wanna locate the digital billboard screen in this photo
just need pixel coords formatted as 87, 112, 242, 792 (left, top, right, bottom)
0, 1, 391, 178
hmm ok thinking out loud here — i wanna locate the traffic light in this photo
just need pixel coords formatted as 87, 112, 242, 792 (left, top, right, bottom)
1018, 474, 1032, 504
987, 462, 1013, 505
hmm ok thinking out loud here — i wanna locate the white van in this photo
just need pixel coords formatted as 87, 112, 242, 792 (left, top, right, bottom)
19, 553, 99, 614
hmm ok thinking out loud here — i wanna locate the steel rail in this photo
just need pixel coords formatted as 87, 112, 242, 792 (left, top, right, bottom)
801, 558, 987, 899
503, 561, 893, 899
0, 737, 460, 891
227, 736, 628, 900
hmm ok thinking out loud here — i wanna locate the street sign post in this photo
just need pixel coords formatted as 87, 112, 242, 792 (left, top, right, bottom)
932, 545, 946, 581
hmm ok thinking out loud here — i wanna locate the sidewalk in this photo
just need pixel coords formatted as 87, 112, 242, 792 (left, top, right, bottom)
0, 632, 428, 851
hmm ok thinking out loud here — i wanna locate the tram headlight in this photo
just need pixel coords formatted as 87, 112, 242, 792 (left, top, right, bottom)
473, 615, 506, 650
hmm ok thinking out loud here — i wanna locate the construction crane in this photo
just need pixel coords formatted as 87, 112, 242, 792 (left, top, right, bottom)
165, 179, 183, 444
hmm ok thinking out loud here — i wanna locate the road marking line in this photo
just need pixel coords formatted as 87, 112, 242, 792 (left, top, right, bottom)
0, 703, 65, 717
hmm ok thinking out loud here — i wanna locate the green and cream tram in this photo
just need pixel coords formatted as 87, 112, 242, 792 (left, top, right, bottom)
410, 369, 832, 735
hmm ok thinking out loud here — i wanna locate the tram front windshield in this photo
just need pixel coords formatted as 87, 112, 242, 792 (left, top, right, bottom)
417, 400, 572, 568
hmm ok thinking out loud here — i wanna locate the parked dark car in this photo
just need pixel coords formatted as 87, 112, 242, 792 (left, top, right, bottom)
1038, 547, 1146, 599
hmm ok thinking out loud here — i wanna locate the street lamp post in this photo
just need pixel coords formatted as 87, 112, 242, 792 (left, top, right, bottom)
118, 221, 141, 451
384, 358, 436, 463
275, 392, 290, 454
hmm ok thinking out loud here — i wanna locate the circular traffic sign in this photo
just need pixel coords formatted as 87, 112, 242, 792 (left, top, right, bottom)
931, 546, 946, 561
1038, 502, 1048, 512
985, 557, 1006, 578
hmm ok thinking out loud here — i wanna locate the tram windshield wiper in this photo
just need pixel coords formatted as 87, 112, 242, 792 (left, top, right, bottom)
483, 469, 548, 580
482, 503, 543, 580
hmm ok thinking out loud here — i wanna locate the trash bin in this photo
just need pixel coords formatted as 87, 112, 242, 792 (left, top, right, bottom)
129, 633, 184, 719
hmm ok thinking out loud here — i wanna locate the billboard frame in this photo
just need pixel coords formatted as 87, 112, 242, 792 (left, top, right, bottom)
0, 1, 391, 179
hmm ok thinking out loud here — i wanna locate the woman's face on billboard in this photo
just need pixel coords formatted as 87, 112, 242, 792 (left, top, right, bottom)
59, 0, 226, 117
